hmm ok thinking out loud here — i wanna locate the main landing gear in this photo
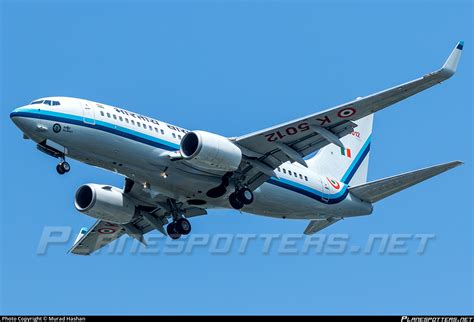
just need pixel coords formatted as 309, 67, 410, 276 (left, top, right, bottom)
56, 160, 70, 175
229, 187, 254, 210
166, 199, 192, 240
167, 218, 192, 240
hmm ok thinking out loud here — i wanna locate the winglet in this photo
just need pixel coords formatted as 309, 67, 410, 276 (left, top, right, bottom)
441, 41, 464, 77
73, 227, 88, 246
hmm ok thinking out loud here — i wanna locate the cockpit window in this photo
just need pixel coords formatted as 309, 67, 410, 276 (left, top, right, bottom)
30, 100, 61, 106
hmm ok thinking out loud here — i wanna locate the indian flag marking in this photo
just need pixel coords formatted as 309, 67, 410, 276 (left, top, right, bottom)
340, 147, 352, 158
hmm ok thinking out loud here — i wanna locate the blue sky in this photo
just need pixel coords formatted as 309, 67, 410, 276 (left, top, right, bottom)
1, 0, 472, 315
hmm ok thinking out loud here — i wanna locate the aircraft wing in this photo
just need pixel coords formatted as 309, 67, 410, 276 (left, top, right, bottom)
234, 41, 463, 190
69, 220, 126, 255
69, 214, 169, 255
70, 178, 208, 255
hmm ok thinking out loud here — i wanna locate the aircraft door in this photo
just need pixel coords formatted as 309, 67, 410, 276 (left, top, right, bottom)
82, 101, 95, 125
319, 177, 330, 203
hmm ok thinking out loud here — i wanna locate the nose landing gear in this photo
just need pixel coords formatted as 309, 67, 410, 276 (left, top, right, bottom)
36, 141, 71, 175
56, 160, 70, 175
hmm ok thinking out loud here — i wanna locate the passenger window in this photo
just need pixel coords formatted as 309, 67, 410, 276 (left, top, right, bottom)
283, 169, 286, 174
119, 116, 123, 122
304, 176, 308, 181
131, 120, 135, 125
125, 118, 129, 123
44, 100, 52, 105
294, 172, 298, 178
113, 114, 117, 120
277, 167, 281, 172
154, 127, 158, 133
178, 135, 182, 139
137, 122, 141, 127
172, 133, 176, 138
148, 125, 152, 131
107, 113, 111, 118
288, 170, 292, 176
142, 123, 146, 129
299, 174, 303, 179
100, 111, 104, 116
160, 129, 164, 135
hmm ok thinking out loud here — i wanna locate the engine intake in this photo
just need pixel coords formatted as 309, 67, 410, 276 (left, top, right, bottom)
180, 130, 242, 171
74, 184, 136, 224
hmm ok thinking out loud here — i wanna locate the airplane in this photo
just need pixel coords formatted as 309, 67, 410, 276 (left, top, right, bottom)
10, 41, 464, 255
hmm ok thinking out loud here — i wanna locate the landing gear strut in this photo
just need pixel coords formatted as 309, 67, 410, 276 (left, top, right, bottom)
166, 199, 192, 239
56, 160, 70, 175
229, 188, 254, 210
36, 141, 70, 175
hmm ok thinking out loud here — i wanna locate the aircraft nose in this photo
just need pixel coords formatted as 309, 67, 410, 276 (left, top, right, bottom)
10, 106, 34, 134
11, 106, 23, 125
10, 105, 49, 142
10, 106, 24, 119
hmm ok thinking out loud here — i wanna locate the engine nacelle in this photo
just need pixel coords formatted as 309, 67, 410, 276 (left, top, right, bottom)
74, 184, 136, 224
180, 130, 242, 171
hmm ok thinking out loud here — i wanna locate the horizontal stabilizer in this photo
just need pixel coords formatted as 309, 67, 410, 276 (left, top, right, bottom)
349, 161, 463, 203
304, 217, 340, 235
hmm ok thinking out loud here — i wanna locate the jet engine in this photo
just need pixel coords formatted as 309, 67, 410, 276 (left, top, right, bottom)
180, 130, 242, 171
74, 184, 136, 224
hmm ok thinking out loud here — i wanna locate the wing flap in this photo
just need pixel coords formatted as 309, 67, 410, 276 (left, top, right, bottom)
349, 161, 463, 203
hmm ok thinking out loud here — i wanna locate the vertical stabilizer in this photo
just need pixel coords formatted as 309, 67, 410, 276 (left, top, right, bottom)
307, 114, 373, 186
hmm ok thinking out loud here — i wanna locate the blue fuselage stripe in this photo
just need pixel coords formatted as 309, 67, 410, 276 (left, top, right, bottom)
268, 178, 349, 204
341, 138, 371, 184
11, 109, 370, 204
11, 110, 179, 151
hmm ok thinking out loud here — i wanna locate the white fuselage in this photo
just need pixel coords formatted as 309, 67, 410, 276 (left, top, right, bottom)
10, 96, 372, 220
